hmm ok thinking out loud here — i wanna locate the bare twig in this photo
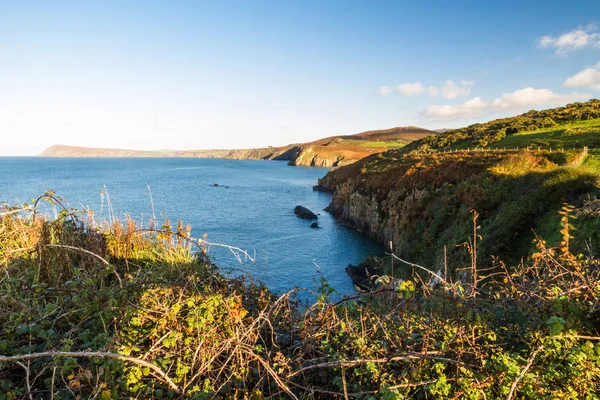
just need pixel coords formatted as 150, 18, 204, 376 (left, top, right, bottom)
330, 287, 395, 307
245, 350, 298, 400
388, 253, 446, 284
571, 335, 600, 341
506, 345, 544, 400
16, 361, 34, 400
137, 228, 257, 264
32, 193, 78, 224
288, 379, 439, 397
0, 351, 180, 394
45, 244, 123, 288
0, 206, 33, 216
287, 353, 475, 378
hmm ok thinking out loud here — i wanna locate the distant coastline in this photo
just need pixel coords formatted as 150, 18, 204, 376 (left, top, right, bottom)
38, 126, 436, 167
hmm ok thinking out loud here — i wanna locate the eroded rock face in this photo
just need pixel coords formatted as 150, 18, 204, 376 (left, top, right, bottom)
327, 184, 430, 248
286, 147, 348, 167
325, 185, 408, 249
317, 150, 567, 270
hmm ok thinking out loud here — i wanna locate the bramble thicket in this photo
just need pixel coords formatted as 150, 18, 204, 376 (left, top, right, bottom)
0, 193, 599, 399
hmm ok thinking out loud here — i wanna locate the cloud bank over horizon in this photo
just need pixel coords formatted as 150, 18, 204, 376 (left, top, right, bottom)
422, 87, 590, 120
379, 80, 474, 99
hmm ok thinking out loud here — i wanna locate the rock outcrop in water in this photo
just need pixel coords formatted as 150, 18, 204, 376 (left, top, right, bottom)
294, 206, 318, 220
345, 256, 385, 290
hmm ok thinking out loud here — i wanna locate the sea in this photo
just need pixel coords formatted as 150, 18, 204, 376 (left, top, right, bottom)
0, 157, 384, 297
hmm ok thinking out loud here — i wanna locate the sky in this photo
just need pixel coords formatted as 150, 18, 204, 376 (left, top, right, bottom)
1, 0, 599, 156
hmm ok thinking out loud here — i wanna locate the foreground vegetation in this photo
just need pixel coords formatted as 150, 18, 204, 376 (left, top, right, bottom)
1, 194, 599, 399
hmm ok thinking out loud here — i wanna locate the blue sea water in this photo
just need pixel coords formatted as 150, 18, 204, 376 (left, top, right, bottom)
0, 157, 383, 296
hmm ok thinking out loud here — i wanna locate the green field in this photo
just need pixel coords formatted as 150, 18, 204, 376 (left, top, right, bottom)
358, 140, 408, 148
404, 100, 600, 153
584, 148, 600, 168
491, 118, 600, 149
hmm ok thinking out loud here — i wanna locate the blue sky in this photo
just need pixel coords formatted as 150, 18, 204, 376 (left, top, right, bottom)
1, 0, 599, 155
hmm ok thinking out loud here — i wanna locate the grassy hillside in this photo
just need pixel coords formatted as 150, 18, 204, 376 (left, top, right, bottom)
1, 197, 599, 398
405, 99, 600, 152
490, 118, 600, 149
287, 126, 435, 167
319, 149, 600, 271
317, 100, 600, 283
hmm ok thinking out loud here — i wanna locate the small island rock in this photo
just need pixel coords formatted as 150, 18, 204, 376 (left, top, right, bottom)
294, 205, 318, 220
310, 222, 320, 229
345, 256, 385, 291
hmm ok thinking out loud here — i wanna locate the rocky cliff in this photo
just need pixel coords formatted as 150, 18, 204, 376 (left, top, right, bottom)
316, 149, 600, 271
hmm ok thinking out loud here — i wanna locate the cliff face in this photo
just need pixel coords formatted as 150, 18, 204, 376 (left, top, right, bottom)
287, 146, 348, 167
318, 152, 458, 253
323, 182, 413, 247
317, 149, 600, 270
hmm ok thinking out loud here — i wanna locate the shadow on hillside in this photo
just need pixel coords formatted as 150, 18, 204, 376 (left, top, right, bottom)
495, 129, 600, 149
375, 162, 600, 278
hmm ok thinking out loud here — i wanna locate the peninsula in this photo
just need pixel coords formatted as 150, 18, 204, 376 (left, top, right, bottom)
39, 126, 436, 167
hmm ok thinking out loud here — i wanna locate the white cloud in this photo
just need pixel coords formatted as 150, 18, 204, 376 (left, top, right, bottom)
423, 97, 487, 119
378, 86, 393, 95
436, 80, 474, 99
491, 87, 576, 108
427, 86, 440, 97
379, 80, 473, 99
537, 25, 600, 56
396, 82, 425, 96
564, 62, 600, 90
423, 87, 589, 120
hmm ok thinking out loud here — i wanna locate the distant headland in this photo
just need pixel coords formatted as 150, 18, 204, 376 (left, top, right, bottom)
38, 126, 436, 167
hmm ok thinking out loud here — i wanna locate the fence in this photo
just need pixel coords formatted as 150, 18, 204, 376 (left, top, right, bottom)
412, 146, 589, 156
